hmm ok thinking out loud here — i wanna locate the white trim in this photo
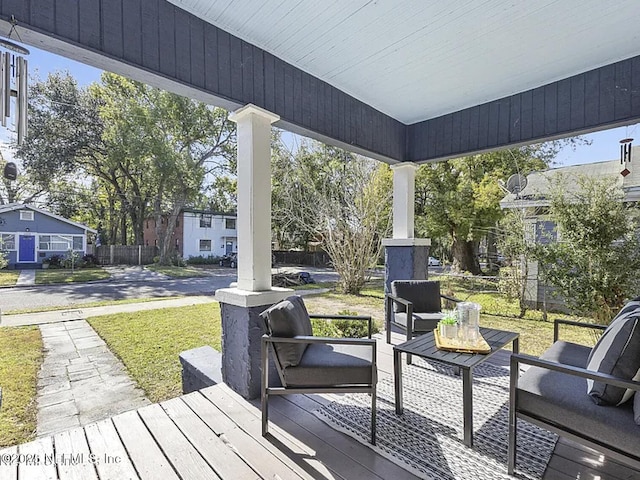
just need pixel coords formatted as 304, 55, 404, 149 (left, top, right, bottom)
215, 287, 292, 308
382, 238, 431, 247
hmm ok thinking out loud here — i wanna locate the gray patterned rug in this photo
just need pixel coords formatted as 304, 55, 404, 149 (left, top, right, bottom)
315, 358, 556, 480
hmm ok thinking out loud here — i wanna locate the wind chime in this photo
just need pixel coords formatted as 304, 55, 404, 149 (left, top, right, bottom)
620, 137, 633, 177
0, 36, 28, 146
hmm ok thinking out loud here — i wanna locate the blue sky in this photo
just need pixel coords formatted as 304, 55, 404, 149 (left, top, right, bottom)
8, 43, 640, 168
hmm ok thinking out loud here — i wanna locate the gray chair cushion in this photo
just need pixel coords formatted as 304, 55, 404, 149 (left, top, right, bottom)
393, 312, 443, 332
518, 341, 639, 458
391, 280, 441, 313
586, 301, 640, 405
282, 343, 373, 387
261, 296, 313, 368
635, 393, 640, 425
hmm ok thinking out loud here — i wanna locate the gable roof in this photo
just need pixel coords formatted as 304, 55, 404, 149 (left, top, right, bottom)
0, 203, 98, 233
500, 147, 640, 209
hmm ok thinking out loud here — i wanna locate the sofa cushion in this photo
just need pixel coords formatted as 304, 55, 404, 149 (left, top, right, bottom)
393, 312, 443, 332
635, 393, 640, 425
391, 281, 441, 314
518, 341, 639, 459
261, 296, 313, 368
282, 343, 374, 387
586, 301, 640, 405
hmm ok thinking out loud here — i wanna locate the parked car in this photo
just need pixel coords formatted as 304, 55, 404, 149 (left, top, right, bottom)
219, 253, 237, 268
428, 256, 441, 266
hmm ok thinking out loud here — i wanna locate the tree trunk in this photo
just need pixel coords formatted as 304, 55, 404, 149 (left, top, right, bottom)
451, 236, 481, 274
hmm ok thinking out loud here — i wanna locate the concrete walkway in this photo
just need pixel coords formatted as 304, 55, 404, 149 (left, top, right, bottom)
15, 269, 35, 286
0, 295, 217, 327
36, 319, 150, 437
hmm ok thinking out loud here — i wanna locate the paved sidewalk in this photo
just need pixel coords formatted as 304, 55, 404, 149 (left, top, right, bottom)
15, 269, 35, 286
36, 319, 150, 437
0, 295, 217, 327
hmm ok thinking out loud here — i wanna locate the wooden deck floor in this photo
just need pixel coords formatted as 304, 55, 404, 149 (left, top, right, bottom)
1, 332, 638, 480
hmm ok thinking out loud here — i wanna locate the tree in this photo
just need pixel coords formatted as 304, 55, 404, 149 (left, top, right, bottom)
414, 145, 555, 274
533, 174, 640, 323
272, 140, 392, 294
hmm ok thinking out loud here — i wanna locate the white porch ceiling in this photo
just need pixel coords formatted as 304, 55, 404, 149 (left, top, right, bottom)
168, 0, 640, 124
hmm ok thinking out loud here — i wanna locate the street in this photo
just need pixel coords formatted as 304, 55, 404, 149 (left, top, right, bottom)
0, 266, 342, 312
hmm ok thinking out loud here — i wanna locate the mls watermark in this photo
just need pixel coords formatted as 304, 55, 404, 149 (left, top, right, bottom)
0, 452, 122, 466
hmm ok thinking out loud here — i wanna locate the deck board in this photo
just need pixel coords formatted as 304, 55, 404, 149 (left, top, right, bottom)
17, 436, 56, 480
181, 391, 307, 480
137, 403, 221, 480
84, 419, 138, 480
111, 410, 180, 480
53, 427, 98, 480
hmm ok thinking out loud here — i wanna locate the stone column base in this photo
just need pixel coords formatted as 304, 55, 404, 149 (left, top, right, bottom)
382, 238, 431, 294
215, 287, 291, 399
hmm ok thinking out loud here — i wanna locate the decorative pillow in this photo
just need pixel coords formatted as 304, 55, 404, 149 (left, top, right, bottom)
635, 392, 640, 425
260, 296, 313, 368
586, 302, 640, 405
391, 281, 441, 314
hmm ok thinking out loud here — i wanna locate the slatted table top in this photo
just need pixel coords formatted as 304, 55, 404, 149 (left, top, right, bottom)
393, 327, 519, 368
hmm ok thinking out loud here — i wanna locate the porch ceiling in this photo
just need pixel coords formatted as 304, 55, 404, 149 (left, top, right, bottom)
169, 0, 640, 124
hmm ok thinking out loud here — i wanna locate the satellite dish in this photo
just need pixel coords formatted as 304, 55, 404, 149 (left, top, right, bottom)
506, 174, 527, 195
3, 162, 17, 180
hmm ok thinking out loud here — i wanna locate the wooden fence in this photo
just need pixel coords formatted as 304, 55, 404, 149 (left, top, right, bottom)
95, 245, 159, 265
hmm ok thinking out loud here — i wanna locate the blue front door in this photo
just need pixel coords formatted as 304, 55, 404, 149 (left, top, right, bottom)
19, 235, 36, 262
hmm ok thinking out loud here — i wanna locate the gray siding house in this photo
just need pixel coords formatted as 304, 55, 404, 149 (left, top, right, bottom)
0, 203, 97, 268
499, 148, 640, 310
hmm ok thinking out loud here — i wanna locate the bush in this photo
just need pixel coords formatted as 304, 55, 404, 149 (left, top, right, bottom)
186, 255, 221, 265
46, 254, 64, 268
82, 254, 98, 267
311, 309, 379, 338
62, 250, 81, 269
0, 251, 8, 269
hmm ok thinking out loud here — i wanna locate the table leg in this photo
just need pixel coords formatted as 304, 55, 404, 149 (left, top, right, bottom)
394, 348, 403, 415
462, 366, 473, 447
512, 337, 520, 354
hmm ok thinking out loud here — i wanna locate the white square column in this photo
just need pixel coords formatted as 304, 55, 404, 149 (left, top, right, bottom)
229, 104, 279, 292
391, 163, 419, 239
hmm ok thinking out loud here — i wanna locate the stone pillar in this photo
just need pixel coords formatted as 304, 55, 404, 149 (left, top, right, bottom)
215, 104, 291, 399
383, 163, 430, 293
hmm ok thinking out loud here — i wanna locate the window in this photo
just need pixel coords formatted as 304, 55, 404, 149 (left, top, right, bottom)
200, 214, 212, 228
199, 239, 212, 251
20, 210, 34, 221
0, 233, 15, 250
225, 218, 236, 230
39, 235, 84, 251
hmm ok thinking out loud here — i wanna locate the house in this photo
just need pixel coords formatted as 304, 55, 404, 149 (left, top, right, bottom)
500, 148, 640, 309
0, 203, 97, 268
143, 209, 238, 260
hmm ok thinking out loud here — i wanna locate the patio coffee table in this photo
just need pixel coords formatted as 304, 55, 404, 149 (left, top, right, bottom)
394, 326, 519, 448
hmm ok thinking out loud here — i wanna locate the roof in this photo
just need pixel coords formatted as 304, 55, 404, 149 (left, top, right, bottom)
500, 146, 640, 208
0, 203, 98, 233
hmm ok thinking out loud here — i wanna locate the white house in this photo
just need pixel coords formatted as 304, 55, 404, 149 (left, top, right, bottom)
143, 209, 238, 260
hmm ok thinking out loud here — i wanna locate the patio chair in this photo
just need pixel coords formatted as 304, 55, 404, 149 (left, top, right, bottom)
386, 280, 460, 363
260, 295, 377, 444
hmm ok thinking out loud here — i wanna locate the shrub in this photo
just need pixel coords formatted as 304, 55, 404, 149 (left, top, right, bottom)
311, 309, 379, 338
0, 251, 8, 269
82, 254, 98, 267
186, 255, 221, 265
47, 254, 64, 268
62, 250, 81, 269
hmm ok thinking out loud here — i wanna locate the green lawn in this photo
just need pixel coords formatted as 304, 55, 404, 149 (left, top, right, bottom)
88, 303, 221, 403
145, 264, 211, 278
0, 327, 43, 447
0, 271, 19, 286
35, 267, 111, 284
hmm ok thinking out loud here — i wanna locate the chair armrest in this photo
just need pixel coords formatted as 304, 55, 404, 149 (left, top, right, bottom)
553, 318, 608, 342
385, 294, 412, 307
441, 294, 461, 304
264, 334, 376, 347
510, 353, 640, 391
309, 314, 373, 338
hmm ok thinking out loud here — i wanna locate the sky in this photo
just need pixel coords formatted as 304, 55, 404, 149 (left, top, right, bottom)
3, 42, 639, 169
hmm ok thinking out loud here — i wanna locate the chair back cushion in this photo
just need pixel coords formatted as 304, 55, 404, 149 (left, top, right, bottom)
586, 299, 640, 405
261, 296, 313, 368
635, 392, 640, 425
391, 280, 441, 313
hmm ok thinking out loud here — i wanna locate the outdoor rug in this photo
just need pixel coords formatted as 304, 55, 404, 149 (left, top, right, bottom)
315, 358, 557, 480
